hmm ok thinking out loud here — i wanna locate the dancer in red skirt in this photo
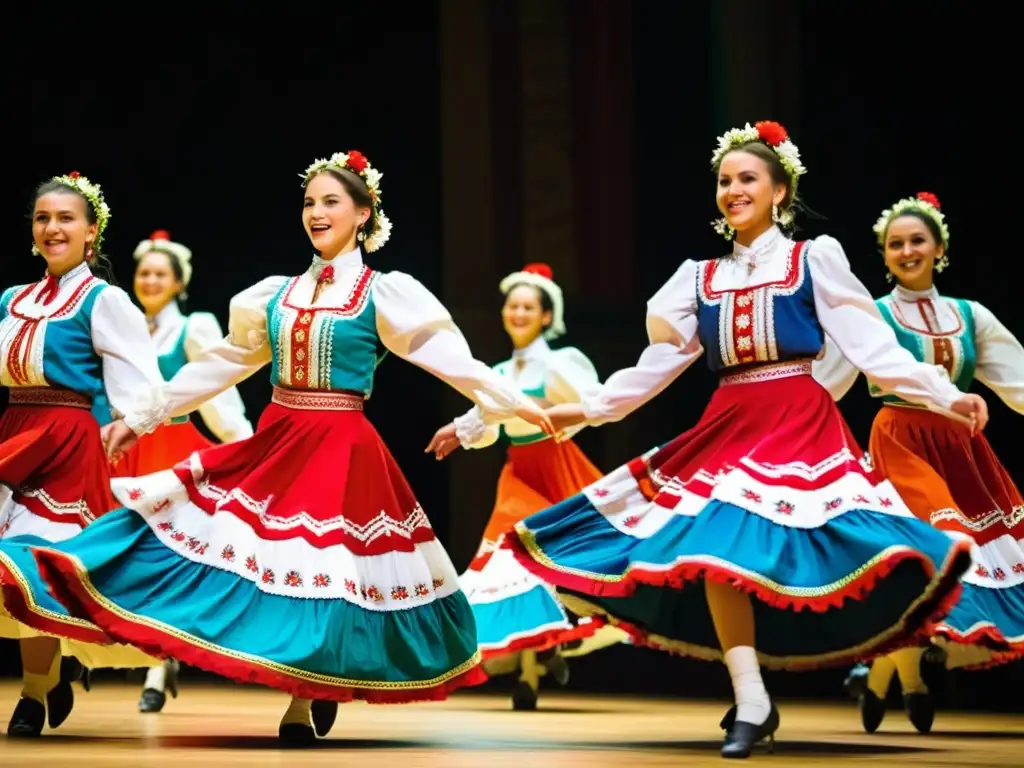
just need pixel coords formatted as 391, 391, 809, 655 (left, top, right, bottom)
428, 262, 626, 710
814, 191, 1024, 734
502, 121, 987, 758
17, 150, 554, 746
112, 229, 255, 713
0, 172, 165, 737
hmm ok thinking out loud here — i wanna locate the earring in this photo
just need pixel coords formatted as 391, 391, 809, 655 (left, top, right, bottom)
711, 217, 735, 241
357, 230, 366, 242
772, 203, 780, 223
85, 246, 95, 262
31, 244, 41, 256
935, 254, 949, 273
885, 270, 894, 283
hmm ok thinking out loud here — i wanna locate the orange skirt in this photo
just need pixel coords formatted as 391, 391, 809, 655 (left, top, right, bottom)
469, 438, 602, 571
869, 404, 1024, 664
110, 420, 214, 478
869, 405, 1022, 540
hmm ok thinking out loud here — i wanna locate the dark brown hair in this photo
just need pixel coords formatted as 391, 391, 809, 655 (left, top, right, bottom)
714, 141, 801, 224
304, 168, 376, 241
33, 179, 118, 285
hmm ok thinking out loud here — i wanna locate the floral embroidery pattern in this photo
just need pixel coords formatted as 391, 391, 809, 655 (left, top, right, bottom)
775, 500, 794, 515
741, 489, 763, 504
284, 570, 302, 587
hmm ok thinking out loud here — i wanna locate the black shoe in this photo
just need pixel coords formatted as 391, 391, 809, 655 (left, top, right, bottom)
165, 659, 181, 700
311, 700, 338, 737
7, 698, 45, 738
45, 679, 74, 729
278, 722, 316, 747
511, 681, 538, 711
138, 689, 166, 713
859, 689, 886, 733
721, 704, 780, 759
903, 692, 935, 734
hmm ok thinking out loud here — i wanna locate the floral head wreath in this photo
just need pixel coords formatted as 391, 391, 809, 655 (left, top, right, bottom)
32, 170, 112, 257
709, 120, 806, 240
873, 191, 950, 274
498, 262, 565, 340
300, 150, 392, 253
134, 229, 194, 287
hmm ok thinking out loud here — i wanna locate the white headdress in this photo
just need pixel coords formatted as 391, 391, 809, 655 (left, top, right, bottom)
134, 229, 193, 286
499, 263, 565, 340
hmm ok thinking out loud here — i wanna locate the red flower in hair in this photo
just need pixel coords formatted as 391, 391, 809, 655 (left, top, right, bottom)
346, 151, 369, 174
522, 263, 553, 280
916, 191, 941, 210
69, 171, 80, 179
754, 121, 788, 147
150, 229, 170, 241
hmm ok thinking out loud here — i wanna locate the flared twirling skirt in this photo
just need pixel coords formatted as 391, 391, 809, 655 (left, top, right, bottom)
460, 438, 622, 660
868, 404, 1024, 669
504, 365, 973, 671
23, 388, 484, 702
0, 388, 159, 668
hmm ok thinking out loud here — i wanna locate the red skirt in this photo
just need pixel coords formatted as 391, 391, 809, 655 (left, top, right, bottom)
110, 419, 214, 478
0, 388, 115, 540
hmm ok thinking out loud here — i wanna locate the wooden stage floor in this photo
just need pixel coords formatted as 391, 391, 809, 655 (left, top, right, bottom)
0, 682, 1020, 766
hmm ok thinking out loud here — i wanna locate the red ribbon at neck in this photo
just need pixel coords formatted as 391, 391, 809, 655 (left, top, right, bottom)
37, 274, 60, 306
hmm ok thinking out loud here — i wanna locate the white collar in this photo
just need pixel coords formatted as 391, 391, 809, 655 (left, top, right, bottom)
512, 335, 550, 362
46, 261, 91, 288
310, 246, 363, 280
893, 284, 939, 302
150, 301, 183, 328
731, 226, 784, 266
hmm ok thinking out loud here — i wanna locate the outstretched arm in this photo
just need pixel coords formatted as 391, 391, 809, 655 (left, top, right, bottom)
972, 300, 1024, 415
808, 236, 987, 429
574, 259, 703, 428
374, 271, 552, 435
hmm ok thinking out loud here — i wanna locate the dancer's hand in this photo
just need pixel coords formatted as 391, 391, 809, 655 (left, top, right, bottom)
544, 403, 587, 436
101, 419, 138, 463
424, 422, 461, 461
515, 401, 556, 437
951, 394, 988, 436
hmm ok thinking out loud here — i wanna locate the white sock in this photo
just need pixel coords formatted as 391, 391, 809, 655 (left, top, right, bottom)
281, 697, 312, 727
144, 665, 167, 692
892, 647, 927, 694
724, 646, 771, 725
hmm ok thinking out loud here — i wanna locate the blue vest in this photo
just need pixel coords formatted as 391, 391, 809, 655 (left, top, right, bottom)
267, 268, 381, 394
695, 241, 824, 373
871, 295, 976, 406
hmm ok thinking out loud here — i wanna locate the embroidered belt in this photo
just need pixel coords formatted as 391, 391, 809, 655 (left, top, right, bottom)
7, 387, 91, 409
271, 386, 365, 411
719, 360, 812, 387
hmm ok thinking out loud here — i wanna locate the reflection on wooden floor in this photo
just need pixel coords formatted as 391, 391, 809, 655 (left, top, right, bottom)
0, 682, 1020, 766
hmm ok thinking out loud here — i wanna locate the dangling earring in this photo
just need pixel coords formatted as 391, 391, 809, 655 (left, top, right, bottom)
31, 244, 41, 256
85, 245, 95, 263
711, 217, 735, 241
357, 230, 366, 242
772, 203, 781, 223
885, 270, 894, 283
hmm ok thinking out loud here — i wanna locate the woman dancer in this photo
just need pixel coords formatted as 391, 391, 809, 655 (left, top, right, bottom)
0, 172, 164, 736
14, 150, 553, 745
813, 191, 1024, 734
500, 121, 985, 758
429, 262, 624, 710
115, 230, 255, 713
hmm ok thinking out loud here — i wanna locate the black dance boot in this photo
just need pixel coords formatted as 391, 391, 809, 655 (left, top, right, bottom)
903, 692, 935, 734
311, 700, 338, 737
7, 698, 45, 738
721, 703, 780, 759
